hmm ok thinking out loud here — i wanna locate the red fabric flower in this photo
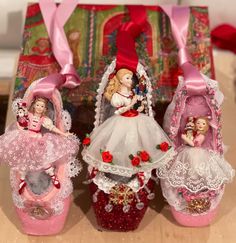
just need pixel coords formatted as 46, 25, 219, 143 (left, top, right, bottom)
139, 151, 150, 162
83, 137, 91, 146
159, 142, 170, 152
101, 151, 113, 163
131, 156, 141, 167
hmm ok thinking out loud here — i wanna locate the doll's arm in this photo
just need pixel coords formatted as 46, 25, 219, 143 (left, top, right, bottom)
42, 117, 71, 137
115, 95, 138, 114
181, 134, 194, 146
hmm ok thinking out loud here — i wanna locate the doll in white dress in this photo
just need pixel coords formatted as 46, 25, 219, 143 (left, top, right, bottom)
82, 68, 174, 178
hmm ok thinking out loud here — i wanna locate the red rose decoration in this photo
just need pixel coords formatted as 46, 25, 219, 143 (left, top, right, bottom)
131, 156, 141, 167
101, 151, 113, 163
159, 142, 170, 152
139, 151, 150, 162
82, 137, 91, 146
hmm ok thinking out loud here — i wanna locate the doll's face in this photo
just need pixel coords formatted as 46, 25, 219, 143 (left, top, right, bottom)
195, 118, 207, 132
17, 109, 25, 117
119, 73, 133, 88
34, 100, 46, 115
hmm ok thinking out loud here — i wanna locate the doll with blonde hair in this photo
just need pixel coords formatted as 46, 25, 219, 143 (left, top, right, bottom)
82, 68, 174, 178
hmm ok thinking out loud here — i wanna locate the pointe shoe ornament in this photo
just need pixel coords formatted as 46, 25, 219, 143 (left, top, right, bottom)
156, 4, 234, 228
0, 0, 82, 235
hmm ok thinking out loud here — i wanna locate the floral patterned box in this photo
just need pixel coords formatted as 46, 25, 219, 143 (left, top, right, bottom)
14, 4, 214, 137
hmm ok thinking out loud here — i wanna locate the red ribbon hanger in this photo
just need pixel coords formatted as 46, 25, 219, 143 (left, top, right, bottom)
116, 6, 148, 72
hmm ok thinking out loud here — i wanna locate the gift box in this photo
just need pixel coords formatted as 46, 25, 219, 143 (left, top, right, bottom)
13, 4, 215, 136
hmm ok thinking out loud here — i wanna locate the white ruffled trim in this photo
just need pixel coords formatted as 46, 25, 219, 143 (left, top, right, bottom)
82, 148, 176, 177
157, 150, 235, 193
90, 170, 152, 194
161, 179, 225, 214
62, 109, 72, 132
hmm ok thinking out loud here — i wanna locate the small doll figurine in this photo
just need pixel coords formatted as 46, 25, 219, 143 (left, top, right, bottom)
16, 102, 29, 130
182, 116, 195, 144
165, 115, 234, 191
82, 68, 174, 178
181, 116, 208, 147
0, 97, 79, 194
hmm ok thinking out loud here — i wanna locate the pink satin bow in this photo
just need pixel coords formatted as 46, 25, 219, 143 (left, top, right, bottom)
161, 5, 206, 96
32, 0, 80, 99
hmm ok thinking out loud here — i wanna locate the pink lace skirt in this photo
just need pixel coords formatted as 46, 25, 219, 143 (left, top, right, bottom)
0, 128, 79, 171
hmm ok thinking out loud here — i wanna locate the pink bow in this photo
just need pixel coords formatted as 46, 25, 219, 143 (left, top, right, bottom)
161, 5, 206, 96
32, 0, 80, 99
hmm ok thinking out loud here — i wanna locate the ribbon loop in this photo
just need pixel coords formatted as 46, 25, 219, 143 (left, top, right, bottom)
161, 5, 206, 95
116, 6, 148, 72
35, 0, 80, 99
60, 64, 80, 89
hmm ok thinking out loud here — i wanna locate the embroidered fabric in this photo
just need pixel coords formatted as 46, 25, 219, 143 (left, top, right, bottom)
160, 179, 225, 213
157, 148, 234, 193
90, 169, 152, 194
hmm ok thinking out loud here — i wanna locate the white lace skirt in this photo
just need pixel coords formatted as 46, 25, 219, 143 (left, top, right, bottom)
82, 113, 175, 177
158, 146, 235, 192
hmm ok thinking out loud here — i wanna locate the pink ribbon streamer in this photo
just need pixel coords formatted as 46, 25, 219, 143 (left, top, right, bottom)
31, 0, 80, 99
161, 5, 206, 95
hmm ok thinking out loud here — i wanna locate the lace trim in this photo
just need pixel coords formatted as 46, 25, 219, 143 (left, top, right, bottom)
90, 171, 152, 194
12, 192, 25, 209
157, 151, 235, 193
10, 159, 76, 215
94, 59, 153, 128
82, 148, 176, 177
161, 179, 225, 213
65, 157, 82, 178
62, 109, 72, 131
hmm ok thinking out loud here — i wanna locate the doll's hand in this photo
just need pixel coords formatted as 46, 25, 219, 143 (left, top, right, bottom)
181, 134, 187, 140
63, 132, 74, 137
137, 105, 144, 112
115, 107, 127, 115
131, 95, 138, 106
182, 134, 194, 146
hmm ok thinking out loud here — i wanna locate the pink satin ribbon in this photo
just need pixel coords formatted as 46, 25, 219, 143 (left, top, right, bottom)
161, 5, 206, 95
31, 0, 80, 99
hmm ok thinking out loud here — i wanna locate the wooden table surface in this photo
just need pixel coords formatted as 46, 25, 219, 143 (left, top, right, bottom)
0, 50, 235, 243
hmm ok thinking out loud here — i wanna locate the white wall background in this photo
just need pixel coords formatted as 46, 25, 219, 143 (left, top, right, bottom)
0, 0, 235, 49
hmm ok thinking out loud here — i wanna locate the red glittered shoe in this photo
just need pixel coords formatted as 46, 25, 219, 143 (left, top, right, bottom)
50, 175, 61, 189
19, 179, 27, 195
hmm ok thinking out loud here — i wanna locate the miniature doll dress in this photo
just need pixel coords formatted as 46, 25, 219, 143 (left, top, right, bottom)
82, 91, 175, 177
0, 112, 79, 171
164, 132, 234, 192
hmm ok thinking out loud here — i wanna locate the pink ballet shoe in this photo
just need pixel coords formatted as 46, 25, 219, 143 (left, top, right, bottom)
19, 179, 27, 195
50, 175, 61, 189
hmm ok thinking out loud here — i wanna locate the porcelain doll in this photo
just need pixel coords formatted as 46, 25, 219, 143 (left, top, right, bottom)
16, 101, 29, 130
0, 97, 78, 194
166, 116, 233, 191
82, 68, 174, 178
82, 65, 172, 231
183, 116, 195, 142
